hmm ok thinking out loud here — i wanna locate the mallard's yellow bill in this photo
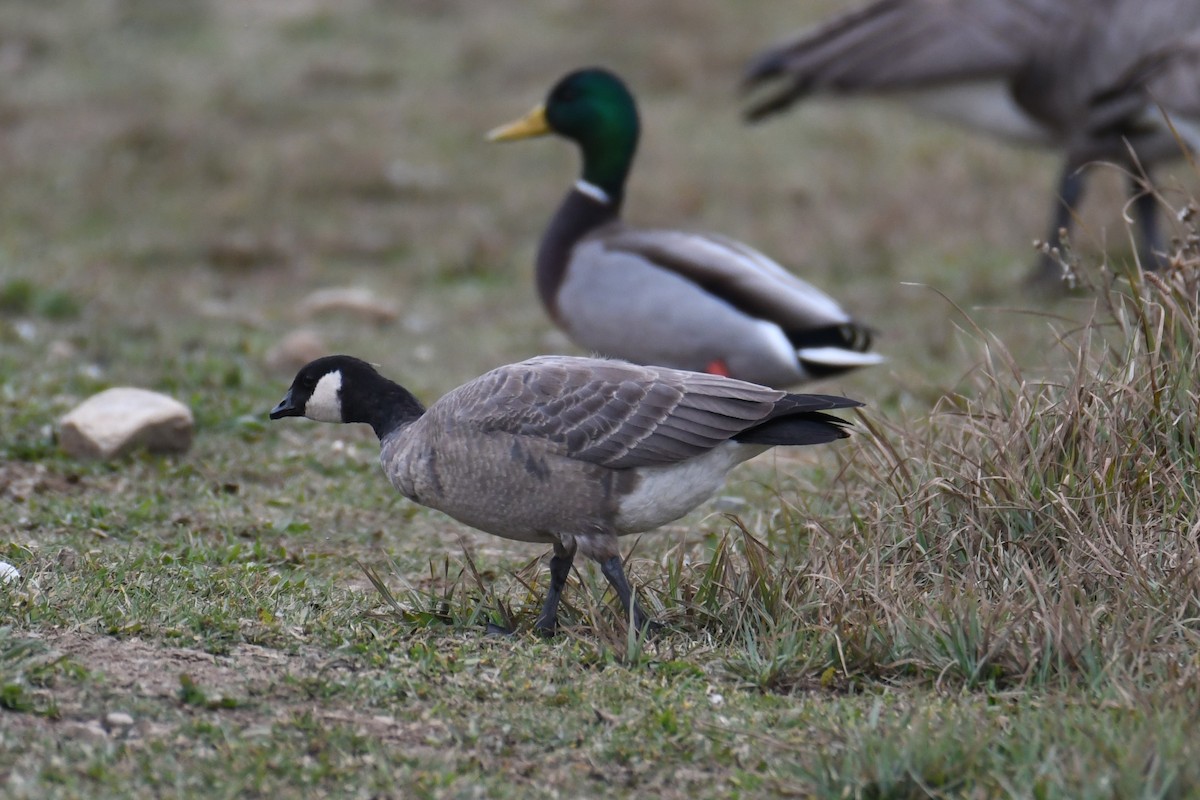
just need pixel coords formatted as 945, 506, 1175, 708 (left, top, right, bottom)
487, 104, 551, 141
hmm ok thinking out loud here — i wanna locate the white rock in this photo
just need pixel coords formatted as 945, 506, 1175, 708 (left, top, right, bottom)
66, 721, 109, 741
0, 560, 19, 584
59, 388, 194, 460
265, 328, 328, 373
297, 287, 398, 324
105, 711, 134, 728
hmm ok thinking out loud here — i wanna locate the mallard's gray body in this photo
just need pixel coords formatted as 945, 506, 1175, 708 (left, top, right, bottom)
543, 192, 879, 388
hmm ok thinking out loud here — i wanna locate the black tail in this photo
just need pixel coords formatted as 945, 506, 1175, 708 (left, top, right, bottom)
735, 393, 861, 446
788, 322, 874, 353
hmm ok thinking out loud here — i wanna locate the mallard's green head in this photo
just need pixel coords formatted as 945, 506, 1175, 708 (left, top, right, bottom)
489, 67, 640, 203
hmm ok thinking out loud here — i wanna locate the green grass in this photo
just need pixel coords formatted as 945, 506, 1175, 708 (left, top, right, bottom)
3, 0, 1200, 797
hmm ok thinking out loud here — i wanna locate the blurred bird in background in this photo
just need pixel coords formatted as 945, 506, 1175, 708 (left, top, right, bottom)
743, 0, 1200, 286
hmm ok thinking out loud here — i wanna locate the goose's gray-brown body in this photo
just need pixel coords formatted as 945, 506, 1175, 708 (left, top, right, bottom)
744, 0, 1200, 280
270, 354, 860, 632
490, 68, 883, 387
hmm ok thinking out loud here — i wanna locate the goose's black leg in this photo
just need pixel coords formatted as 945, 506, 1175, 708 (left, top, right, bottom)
1029, 161, 1087, 287
534, 541, 577, 636
599, 555, 659, 632
1130, 173, 1166, 270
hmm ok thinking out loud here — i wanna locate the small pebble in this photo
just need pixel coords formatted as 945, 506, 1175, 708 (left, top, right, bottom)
0, 561, 20, 584
297, 287, 398, 324
48, 340, 77, 360
105, 711, 134, 728
265, 328, 328, 373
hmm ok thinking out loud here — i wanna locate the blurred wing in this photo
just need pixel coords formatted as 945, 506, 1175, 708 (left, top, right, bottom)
743, 0, 1065, 118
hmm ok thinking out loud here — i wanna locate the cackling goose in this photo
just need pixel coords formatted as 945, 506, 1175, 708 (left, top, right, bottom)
269, 354, 861, 634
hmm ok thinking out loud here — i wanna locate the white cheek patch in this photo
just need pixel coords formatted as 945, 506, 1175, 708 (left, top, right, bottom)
305, 371, 344, 422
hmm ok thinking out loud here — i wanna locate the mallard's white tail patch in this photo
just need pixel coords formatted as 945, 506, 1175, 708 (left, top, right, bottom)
797, 347, 887, 366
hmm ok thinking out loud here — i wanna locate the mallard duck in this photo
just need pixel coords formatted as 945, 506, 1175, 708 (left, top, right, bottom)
270, 354, 860, 633
743, 0, 1200, 284
487, 67, 882, 389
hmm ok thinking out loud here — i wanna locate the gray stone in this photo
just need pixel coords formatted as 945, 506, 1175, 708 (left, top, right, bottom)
59, 388, 194, 459
265, 328, 328, 373
297, 287, 398, 324
105, 711, 134, 729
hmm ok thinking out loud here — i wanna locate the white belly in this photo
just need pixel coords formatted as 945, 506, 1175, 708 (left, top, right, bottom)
615, 443, 766, 533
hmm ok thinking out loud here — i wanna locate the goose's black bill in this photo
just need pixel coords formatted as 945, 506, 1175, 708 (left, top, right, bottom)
269, 391, 301, 420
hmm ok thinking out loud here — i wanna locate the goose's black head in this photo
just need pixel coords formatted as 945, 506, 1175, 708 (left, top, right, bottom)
269, 355, 424, 438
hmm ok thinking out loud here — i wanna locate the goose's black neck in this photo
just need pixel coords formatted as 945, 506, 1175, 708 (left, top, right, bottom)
536, 186, 620, 322
344, 376, 426, 440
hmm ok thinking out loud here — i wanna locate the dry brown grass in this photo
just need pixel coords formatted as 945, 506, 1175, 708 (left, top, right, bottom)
5, 1, 1200, 796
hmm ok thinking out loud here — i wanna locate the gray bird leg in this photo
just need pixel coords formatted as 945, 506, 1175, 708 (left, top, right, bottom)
599, 555, 658, 632
534, 541, 577, 636
1130, 173, 1166, 270
1029, 162, 1087, 286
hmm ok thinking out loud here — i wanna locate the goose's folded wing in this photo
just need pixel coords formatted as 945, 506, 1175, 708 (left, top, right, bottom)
743, 0, 1064, 119
445, 356, 820, 469
599, 228, 851, 331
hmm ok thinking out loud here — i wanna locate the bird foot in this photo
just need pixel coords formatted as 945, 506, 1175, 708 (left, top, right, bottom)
630, 612, 664, 636
484, 622, 517, 637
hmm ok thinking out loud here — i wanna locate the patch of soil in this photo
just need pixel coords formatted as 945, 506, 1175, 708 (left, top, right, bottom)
4, 632, 444, 753
53, 632, 301, 702
0, 463, 83, 502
